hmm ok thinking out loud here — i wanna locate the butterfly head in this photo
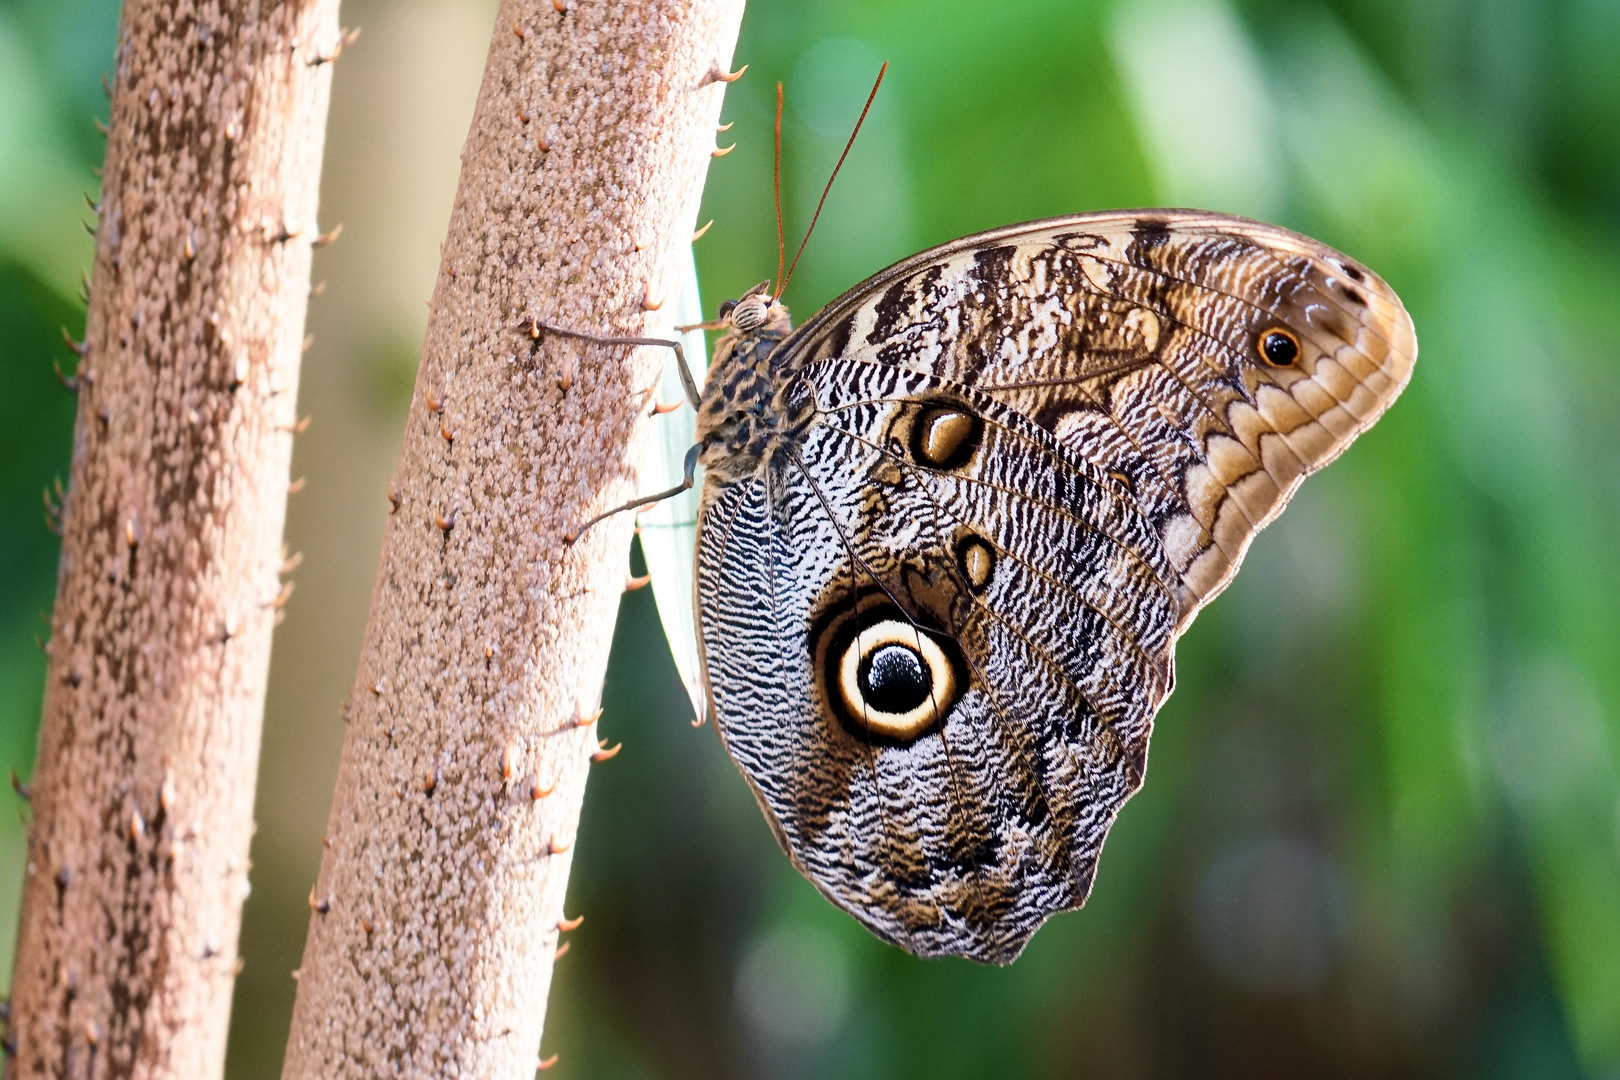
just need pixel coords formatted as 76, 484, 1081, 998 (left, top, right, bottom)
715, 280, 792, 339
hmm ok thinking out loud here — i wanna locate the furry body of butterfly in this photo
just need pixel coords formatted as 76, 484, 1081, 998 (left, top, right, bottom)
684, 210, 1415, 964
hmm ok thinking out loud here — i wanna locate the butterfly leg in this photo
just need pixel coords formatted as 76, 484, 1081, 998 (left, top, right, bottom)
563, 443, 700, 545
518, 317, 701, 408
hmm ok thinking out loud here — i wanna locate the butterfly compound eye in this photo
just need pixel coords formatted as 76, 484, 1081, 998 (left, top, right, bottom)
1258, 327, 1301, 368
732, 295, 769, 333
836, 619, 958, 741
716, 299, 737, 320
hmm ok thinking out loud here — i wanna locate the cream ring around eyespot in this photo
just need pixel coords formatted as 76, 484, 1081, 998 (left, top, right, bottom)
837, 619, 956, 740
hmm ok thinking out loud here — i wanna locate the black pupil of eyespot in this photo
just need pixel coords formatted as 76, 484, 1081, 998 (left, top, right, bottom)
1263, 331, 1299, 366
860, 643, 931, 714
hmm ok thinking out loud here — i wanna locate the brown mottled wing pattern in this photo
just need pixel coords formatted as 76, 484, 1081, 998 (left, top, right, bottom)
693, 211, 1415, 962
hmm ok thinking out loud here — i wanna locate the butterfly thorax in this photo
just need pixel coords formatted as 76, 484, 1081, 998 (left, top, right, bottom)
694, 296, 813, 482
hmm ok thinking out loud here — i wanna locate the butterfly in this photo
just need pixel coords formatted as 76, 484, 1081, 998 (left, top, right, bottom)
668, 211, 1417, 964
545, 81, 1416, 966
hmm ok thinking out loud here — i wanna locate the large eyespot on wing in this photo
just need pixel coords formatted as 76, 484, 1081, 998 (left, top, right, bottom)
816, 599, 963, 743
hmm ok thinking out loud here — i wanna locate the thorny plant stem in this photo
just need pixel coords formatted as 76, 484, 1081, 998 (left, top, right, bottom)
278, 1, 744, 1075
6, 1, 341, 1077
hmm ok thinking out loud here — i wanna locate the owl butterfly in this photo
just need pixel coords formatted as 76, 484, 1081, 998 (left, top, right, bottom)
550, 87, 1416, 966
679, 210, 1415, 964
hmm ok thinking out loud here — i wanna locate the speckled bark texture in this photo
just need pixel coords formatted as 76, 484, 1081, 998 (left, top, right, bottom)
277, 2, 744, 1075
6, 1, 340, 1077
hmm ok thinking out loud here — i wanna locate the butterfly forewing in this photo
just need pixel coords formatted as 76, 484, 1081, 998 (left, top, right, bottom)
693, 210, 1415, 962
785, 211, 1416, 621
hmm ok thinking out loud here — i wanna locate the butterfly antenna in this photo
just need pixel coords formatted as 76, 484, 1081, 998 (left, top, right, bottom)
773, 81, 786, 299
774, 60, 887, 303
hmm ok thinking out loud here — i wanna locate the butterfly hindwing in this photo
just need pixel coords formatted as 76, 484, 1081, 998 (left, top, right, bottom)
693, 211, 1415, 962
697, 367, 1169, 960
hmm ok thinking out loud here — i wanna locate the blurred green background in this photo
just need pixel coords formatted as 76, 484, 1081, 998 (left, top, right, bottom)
4, 0, 1619, 1075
